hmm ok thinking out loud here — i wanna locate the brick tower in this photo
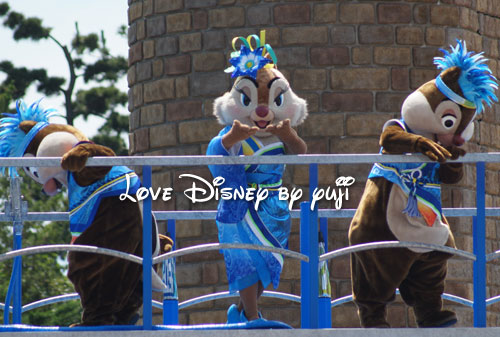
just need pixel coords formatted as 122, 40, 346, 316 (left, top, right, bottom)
127, 0, 500, 327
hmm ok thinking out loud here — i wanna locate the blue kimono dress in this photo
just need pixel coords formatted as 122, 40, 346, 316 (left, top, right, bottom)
207, 126, 291, 292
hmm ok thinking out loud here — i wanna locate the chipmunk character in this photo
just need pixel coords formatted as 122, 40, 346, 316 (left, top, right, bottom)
0, 100, 172, 326
349, 41, 497, 328
207, 32, 307, 323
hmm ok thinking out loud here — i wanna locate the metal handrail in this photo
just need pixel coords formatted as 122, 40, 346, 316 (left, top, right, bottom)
0, 152, 498, 167
320, 241, 476, 262
153, 243, 308, 264
1, 153, 499, 329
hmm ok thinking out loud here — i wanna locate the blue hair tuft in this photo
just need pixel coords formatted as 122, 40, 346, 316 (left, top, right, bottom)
0, 99, 56, 176
434, 40, 498, 114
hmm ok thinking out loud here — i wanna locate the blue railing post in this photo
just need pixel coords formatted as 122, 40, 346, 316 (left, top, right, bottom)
163, 219, 178, 325
142, 165, 153, 329
300, 201, 318, 328
318, 217, 331, 328
473, 161, 486, 327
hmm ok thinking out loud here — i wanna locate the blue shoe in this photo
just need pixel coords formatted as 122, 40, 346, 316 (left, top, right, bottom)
240, 310, 248, 323
240, 310, 264, 322
226, 304, 240, 324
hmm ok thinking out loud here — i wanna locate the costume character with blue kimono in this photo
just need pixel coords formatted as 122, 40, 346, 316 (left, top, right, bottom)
349, 41, 497, 328
0, 100, 172, 326
207, 31, 308, 323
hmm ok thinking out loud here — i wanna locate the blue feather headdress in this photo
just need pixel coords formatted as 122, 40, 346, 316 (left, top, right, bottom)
433, 40, 498, 114
0, 99, 56, 176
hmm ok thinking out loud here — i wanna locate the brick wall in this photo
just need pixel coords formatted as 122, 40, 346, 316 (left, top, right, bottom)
128, 0, 500, 328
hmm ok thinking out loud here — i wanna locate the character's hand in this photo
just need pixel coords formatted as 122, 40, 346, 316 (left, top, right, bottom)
444, 145, 466, 160
414, 137, 453, 163
61, 146, 90, 172
222, 120, 259, 150
159, 234, 174, 254
265, 119, 295, 141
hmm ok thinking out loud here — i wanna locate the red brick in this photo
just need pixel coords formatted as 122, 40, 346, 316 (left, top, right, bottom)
282, 26, 328, 45
274, 4, 310, 25
359, 25, 393, 44
155, 0, 182, 13
134, 128, 149, 152
339, 3, 375, 24
165, 55, 191, 75
128, 2, 143, 24
376, 92, 407, 112
179, 33, 202, 53
192, 10, 208, 30
247, 6, 271, 26
209, 7, 245, 28
313, 3, 336, 24
305, 139, 328, 154
413, 47, 439, 67
144, 78, 175, 102
185, 0, 216, 8
129, 42, 142, 66
156, 36, 177, 56
141, 104, 164, 126
374, 47, 411, 66
460, 7, 479, 31
202, 262, 219, 284
175, 77, 189, 99
331, 26, 356, 45
378, 4, 411, 24
331, 68, 389, 90
347, 113, 393, 137
292, 69, 327, 90
193, 52, 225, 72
191, 73, 229, 97
166, 101, 203, 122
136, 61, 152, 81
143, 0, 153, 16
430, 5, 459, 26
301, 113, 344, 137
391, 68, 409, 91
414, 5, 428, 24
166, 13, 191, 32
410, 68, 438, 90
425, 27, 445, 45
203, 31, 225, 50
396, 27, 424, 45
147, 16, 165, 37
275, 47, 307, 67
322, 92, 373, 113
310, 47, 349, 66
352, 47, 371, 65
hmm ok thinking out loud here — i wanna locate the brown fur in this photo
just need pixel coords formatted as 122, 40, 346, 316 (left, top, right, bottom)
350, 117, 464, 327
17, 120, 171, 326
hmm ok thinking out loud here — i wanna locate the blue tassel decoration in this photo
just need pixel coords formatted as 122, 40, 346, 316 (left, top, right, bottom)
403, 191, 421, 218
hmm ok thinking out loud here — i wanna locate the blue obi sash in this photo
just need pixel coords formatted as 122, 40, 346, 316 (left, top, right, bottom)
68, 166, 140, 238
368, 119, 443, 226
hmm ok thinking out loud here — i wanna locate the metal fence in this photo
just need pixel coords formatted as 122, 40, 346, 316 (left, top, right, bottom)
1, 153, 500, 330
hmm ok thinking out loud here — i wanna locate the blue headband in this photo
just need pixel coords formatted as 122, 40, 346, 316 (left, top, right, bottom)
14, 122, 49, 157
435, 75, 476, 110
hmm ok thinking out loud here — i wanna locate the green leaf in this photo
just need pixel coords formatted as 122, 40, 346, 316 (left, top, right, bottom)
0, 2, 9, 16
83, 56, 127, 83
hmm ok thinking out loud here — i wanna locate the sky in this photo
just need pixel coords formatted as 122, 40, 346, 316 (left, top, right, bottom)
0, 0, 129, 139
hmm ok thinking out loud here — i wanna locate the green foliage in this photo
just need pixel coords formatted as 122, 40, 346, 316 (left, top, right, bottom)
0, 2, 129, 155
0, 174, 82, 326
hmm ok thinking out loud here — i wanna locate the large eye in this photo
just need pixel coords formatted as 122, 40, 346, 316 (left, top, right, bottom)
29, 167, 39, 178
441, 114, 457, 129
240, 92, 251, 107
274, 93, 284, 107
